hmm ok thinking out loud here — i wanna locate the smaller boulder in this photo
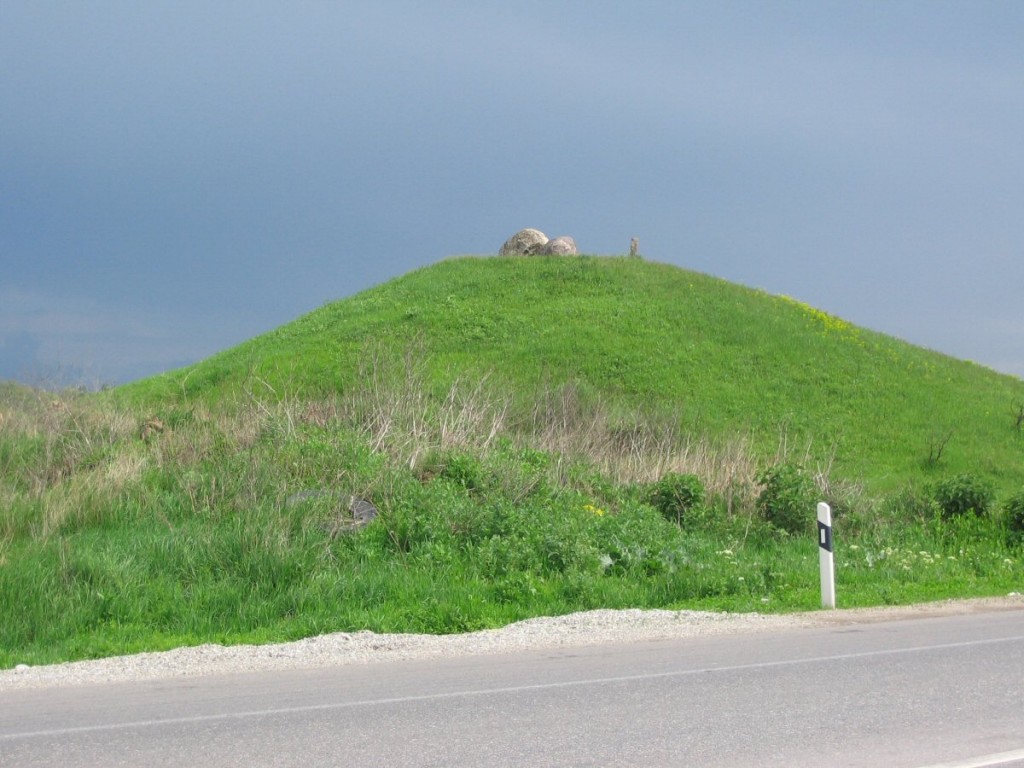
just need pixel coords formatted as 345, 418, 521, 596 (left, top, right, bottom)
540, 236, 578, 255
285, 489, 378, 536
499, 228, 549, 255
347, 496, 379, 527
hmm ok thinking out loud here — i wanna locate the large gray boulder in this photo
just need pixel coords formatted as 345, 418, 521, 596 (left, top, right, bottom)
499, 228, 549, 255
540, 236, 578, 255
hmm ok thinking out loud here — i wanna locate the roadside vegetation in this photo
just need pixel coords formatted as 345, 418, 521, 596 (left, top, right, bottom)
1, 256, 1022, 667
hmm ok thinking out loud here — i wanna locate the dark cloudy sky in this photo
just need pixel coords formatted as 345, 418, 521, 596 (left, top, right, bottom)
3, 1, 1023, 386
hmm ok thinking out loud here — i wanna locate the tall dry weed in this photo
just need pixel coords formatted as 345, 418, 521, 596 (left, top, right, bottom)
38, 472, 118, 537
1, 388, 139, 495
517, 380, 761, 510
262, 352, 770, 513
320, 347, 512, 462
769, 426, 855, 513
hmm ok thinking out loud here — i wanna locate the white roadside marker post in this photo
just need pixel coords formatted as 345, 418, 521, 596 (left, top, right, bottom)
817, 502, 836, 609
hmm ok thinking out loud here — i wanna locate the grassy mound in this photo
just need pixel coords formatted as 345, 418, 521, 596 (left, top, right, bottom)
1, 256, 1022, 667
123, 256, 1024, 491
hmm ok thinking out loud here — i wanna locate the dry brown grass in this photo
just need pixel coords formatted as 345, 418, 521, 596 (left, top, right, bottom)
515, 380, 761, 507
258, 356, 765, 507
275, 349, 512, 464
2, 352, 826, 540
262, 365, 768, 512
1, 388, 137, 495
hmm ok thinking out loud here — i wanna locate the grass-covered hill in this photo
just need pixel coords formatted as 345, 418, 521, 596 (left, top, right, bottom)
123, 255, 1024, 493
2, 255, 1022, 667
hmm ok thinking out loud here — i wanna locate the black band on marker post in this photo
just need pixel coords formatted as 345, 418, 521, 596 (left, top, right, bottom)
818, 521, 833, 553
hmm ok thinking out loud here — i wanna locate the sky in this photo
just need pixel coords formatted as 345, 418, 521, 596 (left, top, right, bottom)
3, 1, 1023, 387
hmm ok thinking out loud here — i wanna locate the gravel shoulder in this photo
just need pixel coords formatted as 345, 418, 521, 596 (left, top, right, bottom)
3, 595, 1021, 691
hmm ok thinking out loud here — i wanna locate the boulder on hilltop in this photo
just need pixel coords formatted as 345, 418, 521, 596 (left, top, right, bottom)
540, 236, 578, 255
499, 228, 549, 255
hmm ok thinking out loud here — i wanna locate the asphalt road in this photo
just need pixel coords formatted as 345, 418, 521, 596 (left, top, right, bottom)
2, 609, 1023, 767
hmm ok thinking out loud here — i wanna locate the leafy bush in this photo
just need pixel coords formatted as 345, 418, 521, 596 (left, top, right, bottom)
649, 472, 705, 526
756, 463, 817, 535
931, 474, 994, 519
439, 452, 484, 492
1003, 490, 1024, 547
590, 501, 684, 576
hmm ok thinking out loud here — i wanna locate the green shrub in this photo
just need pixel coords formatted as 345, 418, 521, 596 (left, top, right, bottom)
440, 452, 484, 492
931, 474, 994, 519
649, 472, 705, 526
1003, 490, 1024, 547
756, 463, 817, 535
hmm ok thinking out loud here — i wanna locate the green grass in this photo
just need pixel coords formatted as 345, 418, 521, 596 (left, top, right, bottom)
1, 256, 1022, 668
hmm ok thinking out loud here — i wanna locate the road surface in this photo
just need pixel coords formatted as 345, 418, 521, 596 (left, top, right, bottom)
2, 608, 1023, 767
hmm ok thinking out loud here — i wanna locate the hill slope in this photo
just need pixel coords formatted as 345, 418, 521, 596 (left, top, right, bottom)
121, 256, 1024, 492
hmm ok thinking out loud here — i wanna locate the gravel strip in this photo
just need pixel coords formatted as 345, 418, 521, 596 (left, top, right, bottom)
2, 596, 1021, 691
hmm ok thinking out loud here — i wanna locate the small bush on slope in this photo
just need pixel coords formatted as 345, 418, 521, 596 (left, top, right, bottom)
756, 463, 817, 535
